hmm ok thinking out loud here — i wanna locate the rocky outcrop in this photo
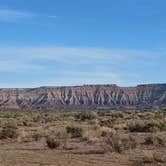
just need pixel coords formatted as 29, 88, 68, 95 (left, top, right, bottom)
0, 84, 166, 110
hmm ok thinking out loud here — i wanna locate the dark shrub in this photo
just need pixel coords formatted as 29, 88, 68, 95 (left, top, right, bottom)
0, 122, 18, 139
46, 137, 60, 149
66, 125, 83, 138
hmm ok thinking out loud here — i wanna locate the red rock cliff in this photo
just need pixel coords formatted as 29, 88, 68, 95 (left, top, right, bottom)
0, 84, 166, 109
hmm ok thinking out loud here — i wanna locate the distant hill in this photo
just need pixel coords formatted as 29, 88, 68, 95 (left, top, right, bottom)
0, 84, 166, 110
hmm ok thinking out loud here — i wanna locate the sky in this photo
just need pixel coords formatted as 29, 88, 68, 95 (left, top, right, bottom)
0, 0, 166, 88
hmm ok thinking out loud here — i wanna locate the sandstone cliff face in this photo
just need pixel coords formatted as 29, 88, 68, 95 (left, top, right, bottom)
0, 84, 166, 109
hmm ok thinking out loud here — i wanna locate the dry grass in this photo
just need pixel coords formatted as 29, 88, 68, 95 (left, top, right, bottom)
144, 132, 166, 146
102, 133, 137, 153
131, 151, 166, 166
0, 121, 18, 139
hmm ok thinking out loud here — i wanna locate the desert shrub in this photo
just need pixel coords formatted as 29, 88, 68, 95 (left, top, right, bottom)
128, 119, 166, 132
154, 110, 165, 119
153, 153, 166, 163
0, 122, 18, 139
52, 129, 69, 148
100, 127, 115, 137
32, 114, 42, 123
132, 154, 154, 166
128, 120, 146, 132
144, 133, 166, 146
88, 119, 99, 125
132, 152, 166, 166
97, 111, 107, 117
67, 116, 75, 121
81, 125, 102, 143
110, 111, 125, 118
32, 132, 43, 141
81, 127, 98, 143
42, 113, 62, 123
99, 119, 114, 128
20, 116, 35, 127
46, 137, 60, 149
76, 111, 98, 121
66, 125, 83, 138
113, 119, 128, 130
102, 133, 137, 153
101, 130, 109, 137
142, 155, 155, 164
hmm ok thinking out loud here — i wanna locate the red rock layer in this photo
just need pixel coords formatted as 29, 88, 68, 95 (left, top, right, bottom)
0, 84, 166, 109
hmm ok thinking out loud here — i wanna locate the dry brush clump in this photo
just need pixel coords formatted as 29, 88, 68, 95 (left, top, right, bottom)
46, 132, 62, 149
31, 131, 44, 141
46, 136, 61, 149
144, 132, 166, 146
81, 125, 102, 144
75, 111, 98, 121
102, 133, 137, 153
132, 152, 166, 166
100, 127, 116, 137
0, 121, 19, 139
66, 125, 83, 138
99, 119, 114, 128
128, 119, 166, 132
46, 128, 70, 150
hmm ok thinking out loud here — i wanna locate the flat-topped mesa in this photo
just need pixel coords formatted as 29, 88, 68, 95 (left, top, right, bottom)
0, 84, 166, 110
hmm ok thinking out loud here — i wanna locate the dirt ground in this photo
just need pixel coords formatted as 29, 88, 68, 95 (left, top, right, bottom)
0, 134, 166, 166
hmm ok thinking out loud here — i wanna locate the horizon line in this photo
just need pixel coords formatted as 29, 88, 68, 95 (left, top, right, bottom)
0, 83, 166, 89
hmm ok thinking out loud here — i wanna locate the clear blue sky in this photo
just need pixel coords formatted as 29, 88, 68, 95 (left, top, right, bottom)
0, 0, 166, 87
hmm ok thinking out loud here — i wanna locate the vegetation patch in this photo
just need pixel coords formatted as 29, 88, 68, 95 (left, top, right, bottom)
46, 136, 60, 149
128, 119, 166, 132
144, 132, 166, 146
102, 133, 137, 153
66, 125, 83, 138
75, 111, 98, 121
0, 122, 18, 139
